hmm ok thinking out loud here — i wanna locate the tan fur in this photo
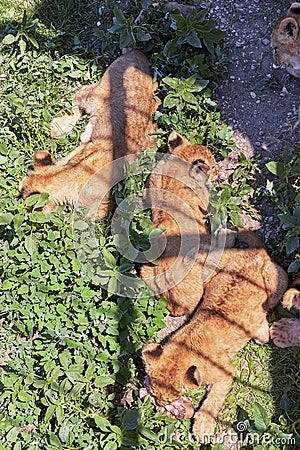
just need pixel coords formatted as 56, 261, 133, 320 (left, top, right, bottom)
19, 51, 158, 216
271, 3, 300, 77
143, 230, 288, 441
140, 132, 220, 316
270, 272, 300, 347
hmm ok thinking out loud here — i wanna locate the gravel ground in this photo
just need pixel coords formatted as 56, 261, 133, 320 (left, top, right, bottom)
200, 0, 300, 239
203, 0, 300, 159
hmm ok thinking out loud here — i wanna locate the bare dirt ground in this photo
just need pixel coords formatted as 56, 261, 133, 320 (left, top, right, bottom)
203, 0, 300, 160
200, 0, 300, 241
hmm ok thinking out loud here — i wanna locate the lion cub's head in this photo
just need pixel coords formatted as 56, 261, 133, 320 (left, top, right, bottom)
271, 3, 300, 77
142, 342, 199, 420
19, 151, 55, 201
167, 131, 219, 181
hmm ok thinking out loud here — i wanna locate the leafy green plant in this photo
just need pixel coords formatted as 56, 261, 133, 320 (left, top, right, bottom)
238, 403, 295, 450
1, 10, 39, 54
232, 152, 261, 184
265, 147, 300, 271
156, 76, 235, 155
208, 182, 253, 233
104, 1, 226, 80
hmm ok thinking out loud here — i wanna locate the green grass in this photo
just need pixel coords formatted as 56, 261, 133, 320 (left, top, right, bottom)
0, 1, 299, 449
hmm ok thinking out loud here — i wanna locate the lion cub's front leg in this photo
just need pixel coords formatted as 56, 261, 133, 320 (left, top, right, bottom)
192, 376, 233, 442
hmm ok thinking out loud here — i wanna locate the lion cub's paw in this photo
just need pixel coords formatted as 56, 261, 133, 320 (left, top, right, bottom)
270, 318, 300, 348
192, 411, 216, 443
50, 106, 80, 138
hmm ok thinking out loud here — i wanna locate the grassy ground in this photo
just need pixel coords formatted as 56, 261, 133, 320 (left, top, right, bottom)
0, 1, 299, 449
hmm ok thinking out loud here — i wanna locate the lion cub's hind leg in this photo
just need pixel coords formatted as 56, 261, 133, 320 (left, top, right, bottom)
50, 83, 97, 139
50, 105, 81, 138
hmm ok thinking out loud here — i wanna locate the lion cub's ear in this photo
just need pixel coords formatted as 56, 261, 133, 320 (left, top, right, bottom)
277, 17, 299, 43
282, 287, 300, 310
33, 150, 55, 169
184, 365, 201, 389
142, 343, 163, 364
288, 3, 300, 16
168, 132, 188, 153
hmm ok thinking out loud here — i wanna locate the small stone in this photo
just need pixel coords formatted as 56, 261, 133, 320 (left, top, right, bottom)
281, 86, 289, 94
262, 38, 270, 46
250, 91, 256, 99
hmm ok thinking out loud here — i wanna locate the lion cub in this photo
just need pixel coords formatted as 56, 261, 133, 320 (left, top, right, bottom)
19, 50, 158, 216
140, 132, 221, 316
271, 3, 300, 77
143, 229, 288, 441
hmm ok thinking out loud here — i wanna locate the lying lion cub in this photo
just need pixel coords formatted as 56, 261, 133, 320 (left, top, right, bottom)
271, 3, 300, 77
140, 132, 222, 316
143, 229, 288, 441
19, 50, 158, 216
270, 273, 300, 347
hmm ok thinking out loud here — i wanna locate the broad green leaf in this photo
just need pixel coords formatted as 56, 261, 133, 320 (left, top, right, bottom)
113, 5, 126, 24
229, 211, 243, 227
122, 408, 141, 431
94, 375, 115, 388
136, 31, 151, 42
19, 38, 26, 55
13, 214, 25, 230
162, 77, 180, 89
182, 92, 198, 104
73, 219, 89, 230
253, 402, 270, 432
25, 235, 37, 255
56, 405, 64, 425
120, 30, 134, 48
50, 433, 62, 448
186, 30, 202, 48
102, 248, 116, 268
2, 34, 15, 45
58, 424, 70, 443
163, 94, 178, 109
93, 415, 111, 432
27, 34, 39, 49
288, 258, 300, 273
265, 161, 285, 177
18, 391, 32, 402
203, 37, 215, 55
44, 404, 56, 422
285, 235, 299, 255
6, 427, 18, 442
137, 424, 159, 442
0, 213, 13, 225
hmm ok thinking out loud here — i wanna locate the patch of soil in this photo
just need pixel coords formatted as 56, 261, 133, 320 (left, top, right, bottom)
203, 0, 300, 158
200, 0, 300, 240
